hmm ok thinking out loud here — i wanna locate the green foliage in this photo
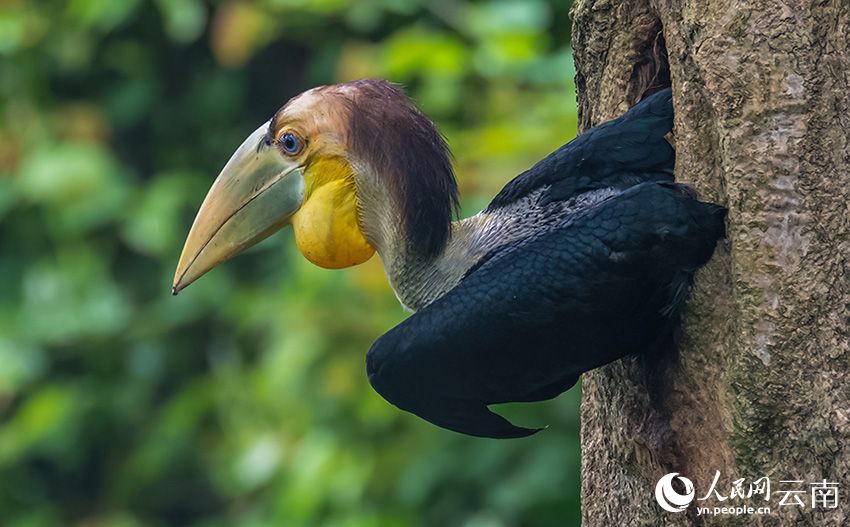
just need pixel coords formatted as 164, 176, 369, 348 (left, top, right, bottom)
0, 0, 580, 525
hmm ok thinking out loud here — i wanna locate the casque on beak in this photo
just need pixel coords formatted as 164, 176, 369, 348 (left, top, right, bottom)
172, 122, 305, 294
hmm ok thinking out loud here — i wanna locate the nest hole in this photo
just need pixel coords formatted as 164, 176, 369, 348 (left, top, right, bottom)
626, 17, 671, 105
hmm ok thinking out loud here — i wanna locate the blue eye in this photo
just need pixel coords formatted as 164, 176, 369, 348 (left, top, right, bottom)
279, 132, 301, 155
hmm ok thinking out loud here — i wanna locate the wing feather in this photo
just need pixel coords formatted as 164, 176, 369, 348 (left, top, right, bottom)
487, 88, 675, 211
367, 182, 725, 438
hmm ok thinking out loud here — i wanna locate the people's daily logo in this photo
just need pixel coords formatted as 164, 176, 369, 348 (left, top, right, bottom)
655, 471, 839, 517
655, 473, 695, 512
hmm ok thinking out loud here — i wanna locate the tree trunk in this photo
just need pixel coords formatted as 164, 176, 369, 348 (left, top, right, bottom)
570, 1, 850, 525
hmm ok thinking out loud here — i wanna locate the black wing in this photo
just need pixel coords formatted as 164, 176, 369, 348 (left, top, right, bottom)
487, 88, 675, 211
367, 183, 725, 438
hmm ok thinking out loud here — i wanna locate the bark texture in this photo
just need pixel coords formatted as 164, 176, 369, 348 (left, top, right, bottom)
571, 1, 850, 525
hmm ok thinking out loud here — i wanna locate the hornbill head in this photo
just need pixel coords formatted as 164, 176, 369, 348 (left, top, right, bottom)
173, 79, 457, 294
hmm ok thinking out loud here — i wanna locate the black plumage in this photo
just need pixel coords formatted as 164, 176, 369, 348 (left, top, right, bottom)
366, 88, 726, 438
488, 88, 675, 210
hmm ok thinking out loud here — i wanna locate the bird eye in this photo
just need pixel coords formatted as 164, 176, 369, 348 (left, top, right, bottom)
278, 132, 302, 155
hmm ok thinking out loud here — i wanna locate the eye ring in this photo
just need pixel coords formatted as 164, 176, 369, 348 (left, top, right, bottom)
278, 131, 303, 155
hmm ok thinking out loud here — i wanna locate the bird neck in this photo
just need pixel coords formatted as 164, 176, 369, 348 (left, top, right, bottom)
353, 164, 544, 311
384, 213, 501, 310
352, 162, 471, 311
372, 214, 492, 311
359, 183, 547, 311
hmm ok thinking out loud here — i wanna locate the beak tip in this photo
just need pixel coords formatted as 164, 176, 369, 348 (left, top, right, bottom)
171, 273, 187, 296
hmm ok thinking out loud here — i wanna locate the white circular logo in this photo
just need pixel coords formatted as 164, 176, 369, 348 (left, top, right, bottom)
655, 473, 695, 513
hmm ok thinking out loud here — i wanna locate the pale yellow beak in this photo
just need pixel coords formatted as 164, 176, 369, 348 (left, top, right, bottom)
172, 122, 305, 294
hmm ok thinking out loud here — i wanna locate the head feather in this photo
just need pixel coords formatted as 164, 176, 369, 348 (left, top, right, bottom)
341, 79, 459, 258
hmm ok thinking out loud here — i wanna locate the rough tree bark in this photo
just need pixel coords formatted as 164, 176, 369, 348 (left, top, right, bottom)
570, 1, 850, 525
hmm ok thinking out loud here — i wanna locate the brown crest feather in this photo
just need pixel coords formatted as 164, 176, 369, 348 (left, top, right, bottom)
342, 79, 459, 258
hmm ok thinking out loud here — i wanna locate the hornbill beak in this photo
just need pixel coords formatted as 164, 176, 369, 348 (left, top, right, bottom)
172, 122, 305, 294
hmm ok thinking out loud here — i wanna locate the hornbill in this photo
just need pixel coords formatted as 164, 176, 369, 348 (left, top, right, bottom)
173, 79, 726, 439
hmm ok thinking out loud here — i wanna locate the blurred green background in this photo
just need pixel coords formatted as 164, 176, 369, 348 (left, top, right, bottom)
0, 1, 582, 525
